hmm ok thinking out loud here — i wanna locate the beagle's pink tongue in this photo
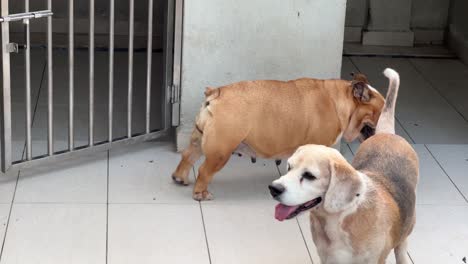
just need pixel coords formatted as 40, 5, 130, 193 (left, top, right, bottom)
275, 203, 299, 221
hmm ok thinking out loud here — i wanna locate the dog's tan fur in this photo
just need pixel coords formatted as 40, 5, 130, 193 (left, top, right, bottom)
298, 132, 418, 263
271, 69, 418, 263
172, 75, 385, 200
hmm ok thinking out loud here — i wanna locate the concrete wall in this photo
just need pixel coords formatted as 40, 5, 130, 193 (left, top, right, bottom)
411, 0, 450, 29
450, 0, 468, 39
176, 0, 347, 150
411, 0, 450, 44
344, 0, 450, 44
448, 0, 468, 64
344, 0, 367, 42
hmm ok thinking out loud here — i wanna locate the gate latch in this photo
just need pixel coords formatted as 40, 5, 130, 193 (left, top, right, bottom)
6, 43, 19, 53
170, 84, 180, 104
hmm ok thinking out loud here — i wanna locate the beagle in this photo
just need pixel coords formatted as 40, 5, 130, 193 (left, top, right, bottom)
270, 69, 418, 264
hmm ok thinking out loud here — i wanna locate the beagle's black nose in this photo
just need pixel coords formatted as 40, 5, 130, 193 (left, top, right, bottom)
269, 184, 285, 198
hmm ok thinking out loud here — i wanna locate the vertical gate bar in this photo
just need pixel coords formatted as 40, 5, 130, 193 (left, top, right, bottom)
47, 0, 54, 155
127, 0, 134, 138
1, 0, 12, 171
145, 0, 154, 134
24, 0, 32, 160
68, 0, 74, 150
108, 0, 114, 142
89, 0, 95, 146
162, 0, 175, 130
171, 0, 183, 126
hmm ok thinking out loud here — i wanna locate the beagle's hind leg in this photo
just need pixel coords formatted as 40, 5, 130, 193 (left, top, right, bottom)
394, 239, 411, 264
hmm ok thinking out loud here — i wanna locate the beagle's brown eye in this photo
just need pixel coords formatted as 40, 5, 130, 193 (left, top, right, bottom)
302, 171, 316, 180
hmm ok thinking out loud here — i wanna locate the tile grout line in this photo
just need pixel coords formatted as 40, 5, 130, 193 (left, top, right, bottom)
395, 118, 416, 144
0, 170, 20, 262
408, 59, 468, 124
30, 55, 48, 131
349, 57, 416, 144
348, 56, 364, 76
106, 150, 110, 264
408, 251, 415, 264
295, 217, 315, 264
193, 166, 213, 264
18, 52, 47, 162
198, 203, 213, 264
0, 51, 47, 261
424, 144, 468, 203
275, 163, 282, 176
346, 143, 355, 156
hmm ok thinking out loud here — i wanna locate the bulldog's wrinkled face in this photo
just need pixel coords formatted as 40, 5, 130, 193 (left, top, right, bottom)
344, 73, 385, 143
269, 145, 335, 221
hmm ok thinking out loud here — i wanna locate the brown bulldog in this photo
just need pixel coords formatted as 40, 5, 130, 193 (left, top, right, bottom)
173, 73, 385, 201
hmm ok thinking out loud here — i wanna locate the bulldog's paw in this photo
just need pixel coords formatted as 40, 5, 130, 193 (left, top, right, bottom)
193, 191, 213, 201
172, 174, 190, 186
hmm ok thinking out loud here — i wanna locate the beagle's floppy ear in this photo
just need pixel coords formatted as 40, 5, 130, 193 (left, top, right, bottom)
323, 159, 363, 213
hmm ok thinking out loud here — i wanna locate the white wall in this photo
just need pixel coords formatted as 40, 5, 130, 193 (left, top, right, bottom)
449, 0, 468, 64
177, 0, 347, 150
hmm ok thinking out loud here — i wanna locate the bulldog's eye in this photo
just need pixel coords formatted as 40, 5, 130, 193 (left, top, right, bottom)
302, 171, 316, 181
287, 163, 292, 171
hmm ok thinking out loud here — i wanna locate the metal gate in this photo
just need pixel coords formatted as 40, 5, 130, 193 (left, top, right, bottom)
0, 0, 183, 172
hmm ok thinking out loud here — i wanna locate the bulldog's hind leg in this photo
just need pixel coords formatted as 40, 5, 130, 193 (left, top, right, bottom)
172, 127, 203, 185
192, 125, 245, 201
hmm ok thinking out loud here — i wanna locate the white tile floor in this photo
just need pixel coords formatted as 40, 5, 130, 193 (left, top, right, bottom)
0, 55, 468, 263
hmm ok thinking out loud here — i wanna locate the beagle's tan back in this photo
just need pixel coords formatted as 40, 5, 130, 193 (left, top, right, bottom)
353, 134, 419, 240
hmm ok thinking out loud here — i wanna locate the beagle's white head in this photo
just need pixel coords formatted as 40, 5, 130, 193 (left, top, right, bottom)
269, 144, 364, 221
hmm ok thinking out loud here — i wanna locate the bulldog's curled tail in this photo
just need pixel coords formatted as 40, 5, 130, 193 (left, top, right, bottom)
376, 68, 400, 135
193, 87, 221, 135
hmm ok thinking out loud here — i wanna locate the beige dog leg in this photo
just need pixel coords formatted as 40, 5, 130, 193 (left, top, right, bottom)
192, 119, 245, 201
192, 153, 231, 201
394, 239, 411, 264
172, 128, 203, 185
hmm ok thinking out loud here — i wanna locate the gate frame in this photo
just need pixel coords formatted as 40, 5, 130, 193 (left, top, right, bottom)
1, 0, 13, 172
0, 0, 182, 172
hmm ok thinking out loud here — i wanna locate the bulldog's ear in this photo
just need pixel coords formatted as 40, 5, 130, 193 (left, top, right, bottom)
352, 72, 369, 84
352, 81, 371, 102
323, 160, 362, 213
204, 87, 215, 97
